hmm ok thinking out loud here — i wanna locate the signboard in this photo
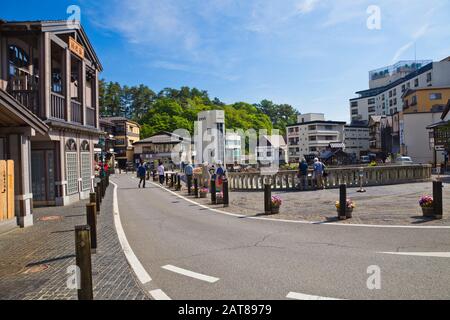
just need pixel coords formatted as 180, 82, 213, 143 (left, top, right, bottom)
435, 146, 445, 151
69, 37, 85, 59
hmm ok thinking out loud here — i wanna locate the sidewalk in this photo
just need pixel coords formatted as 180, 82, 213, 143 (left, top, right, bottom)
0, 184, 149, 300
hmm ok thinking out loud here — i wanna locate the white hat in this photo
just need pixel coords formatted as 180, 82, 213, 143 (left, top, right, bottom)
314, 158, 319, 162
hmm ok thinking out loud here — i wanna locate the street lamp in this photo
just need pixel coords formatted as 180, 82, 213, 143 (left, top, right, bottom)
357, 167, 366, 193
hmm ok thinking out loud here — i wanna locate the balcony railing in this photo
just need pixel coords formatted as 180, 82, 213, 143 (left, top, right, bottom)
8, 90, 40, 115
86, 107, 96, 127
71, 100, 83, 124
50, 92, 66, 120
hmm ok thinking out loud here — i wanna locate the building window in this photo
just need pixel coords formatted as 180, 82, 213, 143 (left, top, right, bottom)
65, 139, 78, 195
351, 101, 358, 107
80, 141, 91, 191
368, 107, 376, 113
389, 91, 392, 98
414, 78, 419, 87
393, 88, 397, 96
411, 96, 417, 105
430, 93, 442, 100
402, 84, 406, 93
308, 125, 316, 131
427, 72, 432, 82
351, 109, 359, 115
368, 98, 375, 105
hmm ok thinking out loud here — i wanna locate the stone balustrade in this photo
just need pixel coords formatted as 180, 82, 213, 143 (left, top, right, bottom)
227, 164, 432, 191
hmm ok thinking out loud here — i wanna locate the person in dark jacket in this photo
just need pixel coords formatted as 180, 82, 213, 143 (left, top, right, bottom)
137, 160, 147, 188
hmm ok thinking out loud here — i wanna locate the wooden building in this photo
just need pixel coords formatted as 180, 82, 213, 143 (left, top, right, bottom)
0, 20, 102, 228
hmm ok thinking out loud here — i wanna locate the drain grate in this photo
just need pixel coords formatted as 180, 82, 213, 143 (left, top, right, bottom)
38, 215, 63, 222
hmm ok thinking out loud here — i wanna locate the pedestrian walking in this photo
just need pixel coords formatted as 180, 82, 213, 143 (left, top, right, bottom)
157, 162, 165, 185
215, 162, 225, 192
298, 158, 309, 190
137, 160, 147, 188
184, 162, 194, 193
313, 158, 326, 190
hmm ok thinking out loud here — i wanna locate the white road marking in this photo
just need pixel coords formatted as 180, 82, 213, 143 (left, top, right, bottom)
162, 265, 220, 283
380, 252, 450, 258
149, 289, 172, 300
148, 180, 450, 230
287, 292, 342, 300
111, 181, 152, 284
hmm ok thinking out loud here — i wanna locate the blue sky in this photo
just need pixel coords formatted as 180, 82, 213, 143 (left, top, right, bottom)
2, 0, 450, 122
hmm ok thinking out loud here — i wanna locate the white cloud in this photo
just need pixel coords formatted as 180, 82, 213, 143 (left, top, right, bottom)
296, 0, 320, 14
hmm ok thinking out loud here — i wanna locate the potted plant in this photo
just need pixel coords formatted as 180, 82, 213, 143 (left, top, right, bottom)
271, 196, 282, 214
335, 199, 356, 219
199, 187, 209, 198
419, 195, 434, 217
216, 192, 224, 204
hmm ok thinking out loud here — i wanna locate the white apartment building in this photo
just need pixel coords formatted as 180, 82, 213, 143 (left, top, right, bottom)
350, 58, 450, 122
256, 135, 288, 165
344, 125, 370, 158
196, 110, 225, 165
225, 132, 242, 164
287, 114, 345, 163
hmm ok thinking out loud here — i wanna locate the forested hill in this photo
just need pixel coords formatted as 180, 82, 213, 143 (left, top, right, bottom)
99, 80, 300, 139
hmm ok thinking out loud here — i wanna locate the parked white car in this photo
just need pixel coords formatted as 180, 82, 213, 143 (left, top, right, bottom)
395, 156, 413, 165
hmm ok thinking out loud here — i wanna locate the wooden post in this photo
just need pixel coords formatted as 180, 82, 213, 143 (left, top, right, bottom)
223, 178, 229, 208
211, 179, 216, 204
194, 178, 199, 198
75, 225, 93, 300
96, 183, 102, 205
166, 173, 169, 186
86, 203, 97, 252
433, 181, 443, 219
177, 174, 181, 191
264, 183, 272, 215
339, 184, 347, 220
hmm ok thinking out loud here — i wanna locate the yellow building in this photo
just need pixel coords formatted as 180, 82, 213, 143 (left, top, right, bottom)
101, 117, 140, 169
402, 87, 450, 114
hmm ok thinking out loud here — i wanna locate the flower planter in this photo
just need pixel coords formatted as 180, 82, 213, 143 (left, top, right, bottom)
421, 206, 434, 218
216, 198, 224, 205
199, 192, 207, 198
271, 206, 280, 215
336, 208, 353, 219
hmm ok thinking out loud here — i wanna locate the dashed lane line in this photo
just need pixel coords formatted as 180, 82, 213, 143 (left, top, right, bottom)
379, 252, 450, 258
162, 265, 220, 283
287, 292, 342, 300
149, 289, 172, 300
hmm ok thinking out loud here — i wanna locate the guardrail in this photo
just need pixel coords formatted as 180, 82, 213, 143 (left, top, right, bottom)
227, 164, 432, 191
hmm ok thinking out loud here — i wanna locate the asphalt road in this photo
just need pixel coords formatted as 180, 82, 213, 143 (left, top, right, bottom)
113, 174, 450, 300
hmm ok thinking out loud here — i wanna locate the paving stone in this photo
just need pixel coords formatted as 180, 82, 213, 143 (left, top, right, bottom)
0, 185, 149, 300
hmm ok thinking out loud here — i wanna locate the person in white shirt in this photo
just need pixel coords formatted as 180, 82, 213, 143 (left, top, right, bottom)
157, 162, 165, 185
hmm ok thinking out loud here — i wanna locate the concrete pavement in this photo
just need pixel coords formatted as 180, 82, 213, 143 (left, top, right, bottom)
113, 173, 450, 300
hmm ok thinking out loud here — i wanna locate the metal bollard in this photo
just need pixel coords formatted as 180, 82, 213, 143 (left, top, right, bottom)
339, 184, 347, 220
433, 181, 443, 219
264, 183, 272, 215
166, 173, 169, 186
223, 178, 229, 208
187, 175, 192, 195
86, 203, 97, 252
194, 178, 199, 198
211, 179, 216, 204
170, 174, 175, 189
75, 225, 93, 300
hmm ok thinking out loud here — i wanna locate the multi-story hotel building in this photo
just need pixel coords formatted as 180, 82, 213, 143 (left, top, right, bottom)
350, 58, 450, 122
344, 124, 370, 159
0, 20, 102, 228
100, 117, 140, 169
286, 114, 345, 163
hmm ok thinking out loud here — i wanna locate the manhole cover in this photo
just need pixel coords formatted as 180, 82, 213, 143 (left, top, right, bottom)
21, 264, 50, 274
38, 216, 63, 222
